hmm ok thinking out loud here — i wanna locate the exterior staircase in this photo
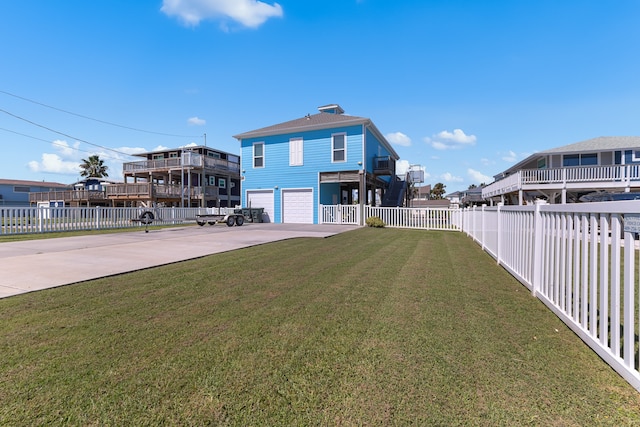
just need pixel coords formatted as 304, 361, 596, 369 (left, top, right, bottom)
381, 175, 408, 207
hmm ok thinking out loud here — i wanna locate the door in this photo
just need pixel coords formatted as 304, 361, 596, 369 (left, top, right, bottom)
246, 190, 274, 223
282, 189, 313, 224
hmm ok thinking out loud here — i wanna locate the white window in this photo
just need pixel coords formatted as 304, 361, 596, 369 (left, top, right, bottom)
290, 137, 303, 166
332, 133, 346, 162
219, 178, 226, 189
253, 142, 264, 168
152, 154, 164, 160
169, 152, 179, 158
209, 176, 216, 186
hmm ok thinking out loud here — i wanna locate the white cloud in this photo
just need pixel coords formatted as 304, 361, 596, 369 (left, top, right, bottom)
386, 131, 411, 147
161, 0, 283, 28
501, 150, 517, 162
28, 153, 80, 175
480, 158, 493, 166
28, 140, 83, 175
396, 159, 410, 176
117, 146, 147, 155
188, 116, 206, 126
424, 128, 477, 150
396, 160, 430, 180
467, 168, 492, 184
440, 172, 463, 183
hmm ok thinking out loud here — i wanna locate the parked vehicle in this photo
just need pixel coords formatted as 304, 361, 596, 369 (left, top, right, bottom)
579, 191, 640, 202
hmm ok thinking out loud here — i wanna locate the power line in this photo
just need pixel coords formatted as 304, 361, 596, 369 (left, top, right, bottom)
0, 89, 204, 138
0, 108, 138, 158
0, 126, 130, 162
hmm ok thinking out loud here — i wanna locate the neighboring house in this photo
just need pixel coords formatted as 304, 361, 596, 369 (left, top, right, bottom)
108, 145, 241, 208
0, 179, 69, 207
233, 104, 400, 224
445, 191, 461, 209
29, 178, 117, 207
410, 184, 433, 208
482, 136, 640, 205
460, 186, 485, 207
28, 145, 241, 208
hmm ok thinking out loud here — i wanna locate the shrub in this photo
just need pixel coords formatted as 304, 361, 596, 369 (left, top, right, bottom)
365, 216, 386, 228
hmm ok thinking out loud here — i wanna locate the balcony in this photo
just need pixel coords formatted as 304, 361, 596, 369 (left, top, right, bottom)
123, 156, 240, 175
373, 156, 395, 175
482, 164, 640, 199
29, 189, 108, 204
105, 183, 219, 199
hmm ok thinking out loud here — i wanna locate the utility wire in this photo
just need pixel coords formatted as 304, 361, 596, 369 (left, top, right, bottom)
0, 108, 138, 158
0, 126, 129, 162
0, 89, 204, 138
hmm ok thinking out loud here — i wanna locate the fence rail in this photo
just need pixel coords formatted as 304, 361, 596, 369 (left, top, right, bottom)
461, 201, 640, 392
319, 205, 462, 230
0, 206, 235, 235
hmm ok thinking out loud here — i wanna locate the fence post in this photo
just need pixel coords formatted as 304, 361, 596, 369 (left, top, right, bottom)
531, 200, 546, 297
95, 206, 101, 230
496, 202, 503, 265
481, 205, 486, 250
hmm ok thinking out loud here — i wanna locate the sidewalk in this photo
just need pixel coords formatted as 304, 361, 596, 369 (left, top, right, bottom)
0, 223, 359, 299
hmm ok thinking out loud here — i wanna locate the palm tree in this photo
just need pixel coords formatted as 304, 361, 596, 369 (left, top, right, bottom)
430, 182, 446, 199
79, 155, 109, 178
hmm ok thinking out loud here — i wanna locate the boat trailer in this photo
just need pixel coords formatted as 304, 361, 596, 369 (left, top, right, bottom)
195, 212, 245, 227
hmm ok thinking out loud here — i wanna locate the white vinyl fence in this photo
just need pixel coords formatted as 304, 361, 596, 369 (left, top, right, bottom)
0, 206, 234, 235
461, 201, 640, 392
319, 204, 361, 225
319, 205, 461, 230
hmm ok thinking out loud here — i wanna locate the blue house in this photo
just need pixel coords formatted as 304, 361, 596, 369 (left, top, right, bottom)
0, 179, 69, 207
233, 104, 400, 224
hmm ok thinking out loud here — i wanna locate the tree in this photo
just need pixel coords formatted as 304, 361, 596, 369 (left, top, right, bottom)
468, 184, 477, 190
430, 182, 446, 199
80, 155, 109, 178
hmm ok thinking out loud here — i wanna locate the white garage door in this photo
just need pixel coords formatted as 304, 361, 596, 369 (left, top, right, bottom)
282, 189, 313, 224
246, 190, 274, 223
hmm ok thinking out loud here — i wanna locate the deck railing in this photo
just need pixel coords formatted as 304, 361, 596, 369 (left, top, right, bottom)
105, 183, 217, 199
483, 164, 640, 198
29, 189, 108, 204
123, 156, 240, 174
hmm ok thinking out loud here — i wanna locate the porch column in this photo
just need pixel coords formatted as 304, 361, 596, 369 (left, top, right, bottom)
518, 189, 524, 205
561, 188, 567, 204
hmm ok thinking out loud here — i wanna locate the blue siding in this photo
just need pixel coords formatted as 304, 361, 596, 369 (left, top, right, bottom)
365, 126, 394, 173
240, 124, 365, 223
0, 183, 67, 207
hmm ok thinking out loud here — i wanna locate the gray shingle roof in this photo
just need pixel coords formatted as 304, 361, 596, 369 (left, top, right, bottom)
540, 136, 640, 154
233, 112, 370, 140
0, 178, 69, 188
233, 109, 400, 159
500, 136, 640, 175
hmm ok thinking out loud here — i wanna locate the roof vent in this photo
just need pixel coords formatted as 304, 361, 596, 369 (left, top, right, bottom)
318, 104, 344, 115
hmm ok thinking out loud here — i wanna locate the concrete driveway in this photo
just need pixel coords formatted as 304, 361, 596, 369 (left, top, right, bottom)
0, 223, 360, 299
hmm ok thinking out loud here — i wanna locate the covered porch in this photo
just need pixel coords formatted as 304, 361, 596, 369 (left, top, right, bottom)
482, 164, 640, 204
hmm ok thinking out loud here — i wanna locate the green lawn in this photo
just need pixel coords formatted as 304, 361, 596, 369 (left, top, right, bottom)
1, 228, 639, 425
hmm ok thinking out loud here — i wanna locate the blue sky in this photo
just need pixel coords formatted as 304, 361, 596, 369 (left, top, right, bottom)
1, 0, 639, 193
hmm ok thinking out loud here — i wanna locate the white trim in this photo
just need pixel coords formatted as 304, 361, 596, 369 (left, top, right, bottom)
331, 132, 347, 163
253, 142, 265, 168
289, 137, 303, 166
281, 187, 314, 224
